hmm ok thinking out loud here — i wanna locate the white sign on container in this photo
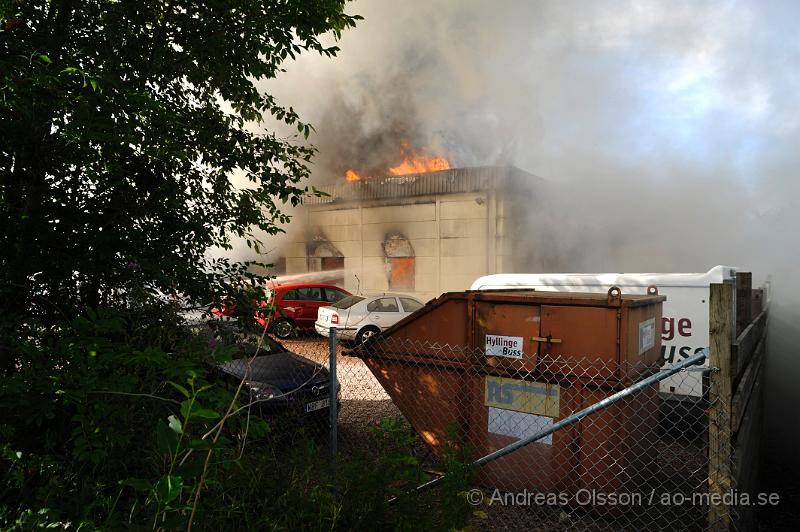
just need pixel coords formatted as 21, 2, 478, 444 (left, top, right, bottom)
639, 318, 656, 355
485, 334, 524, 359
488, 407, 554, 444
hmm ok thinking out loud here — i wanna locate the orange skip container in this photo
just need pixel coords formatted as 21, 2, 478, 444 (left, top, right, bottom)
348, 289, 665, 499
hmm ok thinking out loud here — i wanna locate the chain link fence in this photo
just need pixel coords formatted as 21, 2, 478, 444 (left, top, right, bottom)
198, 318, 734, 531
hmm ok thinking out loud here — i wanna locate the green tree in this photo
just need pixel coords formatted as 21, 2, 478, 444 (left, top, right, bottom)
0, 0, 359, 366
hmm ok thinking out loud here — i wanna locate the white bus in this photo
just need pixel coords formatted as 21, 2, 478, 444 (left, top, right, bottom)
470, 265, 738, 398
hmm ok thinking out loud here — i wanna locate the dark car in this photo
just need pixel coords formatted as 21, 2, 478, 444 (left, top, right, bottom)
210, 324, 339, 425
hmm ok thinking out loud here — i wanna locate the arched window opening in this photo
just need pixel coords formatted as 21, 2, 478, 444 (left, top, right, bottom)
308, 235, 344, 285
383, 233, 415, 291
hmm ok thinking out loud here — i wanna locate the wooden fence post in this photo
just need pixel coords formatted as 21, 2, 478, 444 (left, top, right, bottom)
751, 288, 764, 316
735, 272, 752, 338
708, 282, 733, 531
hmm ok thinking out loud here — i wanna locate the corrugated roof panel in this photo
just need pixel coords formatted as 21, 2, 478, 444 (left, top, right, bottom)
304, 166, 535, 205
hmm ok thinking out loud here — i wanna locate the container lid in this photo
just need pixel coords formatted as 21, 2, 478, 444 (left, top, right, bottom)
371, 288, 665, 344
465, 288, 665, 308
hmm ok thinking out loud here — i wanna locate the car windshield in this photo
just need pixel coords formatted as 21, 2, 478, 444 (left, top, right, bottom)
233, 335, 286, 357
207, 321, 286, 355
332, 295, 365, 309
259, 336, 286, 355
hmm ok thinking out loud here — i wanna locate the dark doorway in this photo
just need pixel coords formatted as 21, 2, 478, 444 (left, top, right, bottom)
321, 256, 344, 286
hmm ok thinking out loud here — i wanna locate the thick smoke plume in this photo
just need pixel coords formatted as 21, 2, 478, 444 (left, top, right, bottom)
261, 0, 800, 469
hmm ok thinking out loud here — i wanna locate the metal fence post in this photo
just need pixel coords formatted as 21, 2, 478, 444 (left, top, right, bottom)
328, 327, 338, 456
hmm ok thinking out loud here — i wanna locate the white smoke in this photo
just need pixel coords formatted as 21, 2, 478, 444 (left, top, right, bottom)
257, 0, 800, 467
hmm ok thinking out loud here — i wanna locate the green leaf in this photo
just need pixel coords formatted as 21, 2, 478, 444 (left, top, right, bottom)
188, 438, 214, 450
181, 399, 220, 420
192, 408, 221, 419
188, 439, 227, 450
168, 414, 183, 434
38, 54, 51, 64
167, 381, 190, 399
391, 455, 419, 466
154, 475, 183, 505
120, 478, 152, 492
156, 421, 179, 456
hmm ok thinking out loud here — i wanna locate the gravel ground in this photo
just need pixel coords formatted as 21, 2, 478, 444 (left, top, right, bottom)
280, 335, 409, 454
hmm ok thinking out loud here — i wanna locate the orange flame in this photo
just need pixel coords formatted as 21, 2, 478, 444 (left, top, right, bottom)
343, 140, 450, 181
388, 140, 450, 175
344, 168, 363, 182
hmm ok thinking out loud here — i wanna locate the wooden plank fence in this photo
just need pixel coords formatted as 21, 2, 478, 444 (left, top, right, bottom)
708, 275, 769, 531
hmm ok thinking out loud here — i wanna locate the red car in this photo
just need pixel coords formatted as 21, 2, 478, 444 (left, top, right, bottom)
269, 283, 351, 338
212, 282, 352, 339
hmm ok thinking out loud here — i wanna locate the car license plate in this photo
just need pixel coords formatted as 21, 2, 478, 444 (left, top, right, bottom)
305, 398, 329, 413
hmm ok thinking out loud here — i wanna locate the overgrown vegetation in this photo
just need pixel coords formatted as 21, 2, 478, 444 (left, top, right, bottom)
0, 1, 477, 529
0, 307, 475, 529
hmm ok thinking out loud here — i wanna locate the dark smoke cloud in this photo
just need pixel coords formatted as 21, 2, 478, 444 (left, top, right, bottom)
261, 0, 800, 469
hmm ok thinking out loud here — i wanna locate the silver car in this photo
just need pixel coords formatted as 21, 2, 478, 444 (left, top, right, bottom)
315, 293, 425, 344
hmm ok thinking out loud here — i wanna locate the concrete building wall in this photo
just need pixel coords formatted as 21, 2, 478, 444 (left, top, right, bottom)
282, 191, 503, 303
438, 194, 488, 293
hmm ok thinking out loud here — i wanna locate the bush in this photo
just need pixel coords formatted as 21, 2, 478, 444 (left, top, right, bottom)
0, 305, 475, 530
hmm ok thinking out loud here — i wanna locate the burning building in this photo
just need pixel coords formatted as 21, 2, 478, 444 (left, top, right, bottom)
280, 165, 547, 302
